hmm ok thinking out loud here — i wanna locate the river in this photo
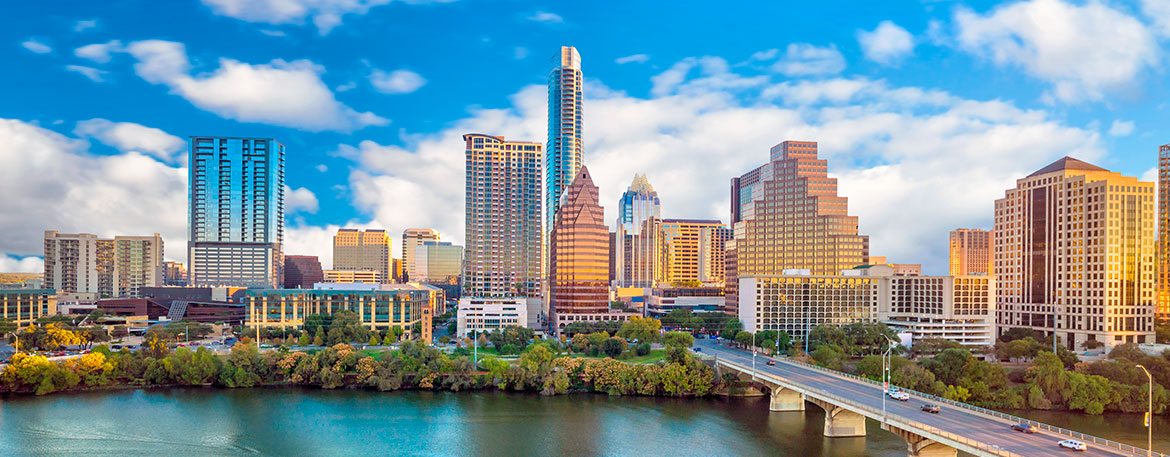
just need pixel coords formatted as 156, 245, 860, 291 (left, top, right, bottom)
0, 388, 1162, 456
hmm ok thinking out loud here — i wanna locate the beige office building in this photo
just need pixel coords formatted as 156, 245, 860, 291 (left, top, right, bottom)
660, 219, 729, 285
402, 228, 439, 282
333, 229, 392, 283
994, 157, 1156, 349
1158, 143, 1170, 320
950, 228, 993, 276
879, 274, 996, 348
322, 269, 381, 284
113, 234, 164, 298
0, 289, 57, 326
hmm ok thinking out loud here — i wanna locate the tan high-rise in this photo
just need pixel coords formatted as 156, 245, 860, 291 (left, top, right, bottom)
402, 228, 439, 282
949, 229, 992, 276
463, 134, 543, 298
1158, 143, 1170, 320
333, 229, 391, 283
727, 141, 869, 311
113, 234, 164, 298
660, 219, 729, 285
994, 157, 1156, 349
549, 166, 611, 331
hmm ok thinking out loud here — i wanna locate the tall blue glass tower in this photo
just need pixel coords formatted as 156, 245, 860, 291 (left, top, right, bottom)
188, 136, 285, 288
545, 46, 583, 286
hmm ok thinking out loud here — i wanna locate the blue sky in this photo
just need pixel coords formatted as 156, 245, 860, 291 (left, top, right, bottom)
1, 0, 1168, 274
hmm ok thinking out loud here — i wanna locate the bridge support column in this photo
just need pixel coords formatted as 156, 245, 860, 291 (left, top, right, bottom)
821, 406, 866, 437
768, 387, 805, 411
890, 425, 957, 457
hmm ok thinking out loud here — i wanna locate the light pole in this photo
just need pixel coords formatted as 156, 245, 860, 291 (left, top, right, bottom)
1136, 364, 1152, 457
881, 335, 896, 429
751, 331, 757, 382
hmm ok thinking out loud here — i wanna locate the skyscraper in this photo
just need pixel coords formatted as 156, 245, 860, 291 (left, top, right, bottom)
463, 133, 543, 298
1158, 143, 1170, 320
549, 166, 610, 332
415, 241, 463, 285
333, 229, 391, 283
949, 228, 992, 276
188, 136, 284, 288
727, 140, 869, 311
994, 157, 1156, 349
614, 174, 661, 287
43, 231, 112, 296
546, 46, 584, 289
660, 219, 729, 285
113, 234, 164, 298
402, 228, 439, 282
698, 225, 733, 284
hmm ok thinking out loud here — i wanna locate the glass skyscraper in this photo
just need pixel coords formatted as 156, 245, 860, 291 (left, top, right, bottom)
188, 136, 284, 288
545, 46, 584, 281
614, 173, 661, 287
549, 165, 610, 332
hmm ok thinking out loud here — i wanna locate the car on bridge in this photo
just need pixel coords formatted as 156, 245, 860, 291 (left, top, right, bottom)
1057, 440, 1087, 451
920, 404, 940, 414
887, 391, 909, 401
766, 360, 776, 366
1011, 423, 1037, 433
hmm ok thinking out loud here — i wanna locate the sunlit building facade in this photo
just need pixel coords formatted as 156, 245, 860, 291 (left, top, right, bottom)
463, 133, 543, 298
245, 285, 429, 332
43, 231, 112, 296
113, 234, 164, 298
1158, 143, 1170, 320
333, 229, 391, 283
402, 228, 439, 282
661, 219, 728, 285
994, 157, 1156, 349
614, 174, 661, 287
0, 289, 57, 326
322, 269, 380, 284
188, 136, 284, 288
880, 274, 996, 348
949, 228, 993, 276
727, 140, 869, 311
415, 241, 463, 285
549, 166, 612, 331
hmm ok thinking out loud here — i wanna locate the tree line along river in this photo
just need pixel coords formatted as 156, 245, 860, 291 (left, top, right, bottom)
0, 388, 1165, 457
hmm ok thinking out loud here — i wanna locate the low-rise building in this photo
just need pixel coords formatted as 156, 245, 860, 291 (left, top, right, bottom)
322, 269, 381, 284
456, 297, 528, 337
245, 285, 429, 334
0, 289, 57, 326
644, 287, 725, 316
879, 275, 996, 348
739, 269, 880, 344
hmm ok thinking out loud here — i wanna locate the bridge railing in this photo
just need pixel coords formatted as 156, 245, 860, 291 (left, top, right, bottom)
723, 347, 1166, 457
716, 357, 1025, 457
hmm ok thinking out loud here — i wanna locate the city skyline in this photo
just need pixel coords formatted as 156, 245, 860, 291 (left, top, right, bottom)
2, 1, 1170, 276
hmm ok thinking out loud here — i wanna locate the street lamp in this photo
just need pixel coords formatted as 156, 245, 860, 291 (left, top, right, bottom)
1136, 364, 1152, 457
751, 331, 757, 382
881, 335, 897, 429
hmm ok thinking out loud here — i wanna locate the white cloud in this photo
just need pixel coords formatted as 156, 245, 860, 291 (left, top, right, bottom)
0, 118, 187, 264
1108, 119, 1135, 137
65, 65, 107, 82
650, 56, 767, 97
315, 164, 328, 172
74, 19, 98, 32
200, 0, 455, 35
368, 68, 426, 94
123, 39, 387, 131
22, 39, 51, 54
1142, 166, 1158, 183
0, 255, 43, 273
74, 119, 186, 163
75, 40, 123, 63
285, 223, 343, 267
750, 49, 779, 61
857, 21, 914, 65
285, 185, 320, 214
771, 43, 846, 76
1141, 0, 1170, 35
615, 54, 650, 64
526, 11, 563, 23
336, 81, 357, 92
260, 29, 287, 37
954, 0, 1158, 102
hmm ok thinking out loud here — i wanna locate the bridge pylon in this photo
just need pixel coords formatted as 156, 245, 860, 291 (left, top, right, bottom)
888, 424, 958, 457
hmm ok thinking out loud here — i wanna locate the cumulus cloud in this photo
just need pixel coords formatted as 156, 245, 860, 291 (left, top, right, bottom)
1108, 119, 1135, 137
771, 43, 846, 76
123, 39, 387, 131
615, 54, 650, 64
74, 118, 186, 163
1141, 0, 1170, 34
306, 60, 1102, 274
200, 0, 454, 35
21, 39, 51, 54
0, 255, 44, 273
74, 19, 98, 32
369, 68, 426, 94
526, 11, 563, 23
285, 185, 320, 214
65, 65, 107, 82
75, 40, 123, 63
954, 0, 1158, 102
0, 118, 187, 264
857, 21, 914, 65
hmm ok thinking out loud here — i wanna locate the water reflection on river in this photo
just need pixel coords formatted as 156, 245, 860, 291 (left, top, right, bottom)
0, 388, 918, 457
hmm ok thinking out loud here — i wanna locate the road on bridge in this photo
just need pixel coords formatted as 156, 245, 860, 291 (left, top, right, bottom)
694, 339, 1146, 457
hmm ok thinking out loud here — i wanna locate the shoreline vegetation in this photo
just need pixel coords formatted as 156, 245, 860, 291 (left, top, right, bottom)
3, 313, 1168, 421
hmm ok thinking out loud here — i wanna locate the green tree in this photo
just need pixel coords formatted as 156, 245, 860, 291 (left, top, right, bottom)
811, 345, 845, 370
720, 319, 742, 340
734, 331, 753, 347
663, 331, 695, 349
312, 327, 325, 346
616, 316, 662, 343
601, 338, 625, 358
297, 332, 310, 346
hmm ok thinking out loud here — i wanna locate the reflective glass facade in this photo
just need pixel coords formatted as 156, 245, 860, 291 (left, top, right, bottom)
549, 166, 610, 330
546, 46, 584, 279
614, 174, 661, 287
188, 136, 284, 288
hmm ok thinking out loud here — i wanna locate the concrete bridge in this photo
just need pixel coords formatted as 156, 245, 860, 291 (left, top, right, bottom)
696, 339, 1163, 457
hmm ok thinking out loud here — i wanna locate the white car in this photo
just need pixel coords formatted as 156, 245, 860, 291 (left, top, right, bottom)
1057, 440, 1087, 451
887, 391, 910, 401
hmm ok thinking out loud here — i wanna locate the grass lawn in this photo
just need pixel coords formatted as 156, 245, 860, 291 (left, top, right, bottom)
565, 349, 665, 364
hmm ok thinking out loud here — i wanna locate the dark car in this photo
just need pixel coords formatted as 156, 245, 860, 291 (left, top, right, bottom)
1011, 424, 1036, 433
921, 404, 940, 414
693, 347, 701, 352
766, 360, 776, 366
